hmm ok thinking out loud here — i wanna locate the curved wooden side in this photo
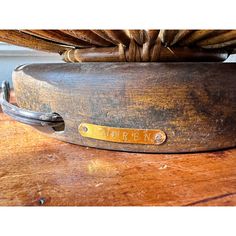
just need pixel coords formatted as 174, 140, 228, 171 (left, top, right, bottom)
12, 63, 236, 153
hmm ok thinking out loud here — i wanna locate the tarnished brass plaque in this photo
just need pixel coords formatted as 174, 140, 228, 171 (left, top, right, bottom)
79, 123, 166, 145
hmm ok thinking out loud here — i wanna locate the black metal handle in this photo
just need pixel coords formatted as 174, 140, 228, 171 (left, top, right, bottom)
0, 81, 64, 128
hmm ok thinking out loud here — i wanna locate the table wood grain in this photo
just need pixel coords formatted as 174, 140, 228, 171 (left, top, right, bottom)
0, 92, 235, 206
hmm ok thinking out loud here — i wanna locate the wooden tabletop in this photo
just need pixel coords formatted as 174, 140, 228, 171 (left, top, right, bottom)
0, 92, 235, 206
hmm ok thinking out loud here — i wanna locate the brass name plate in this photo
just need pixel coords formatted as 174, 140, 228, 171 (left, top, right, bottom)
79, 123, 166, 145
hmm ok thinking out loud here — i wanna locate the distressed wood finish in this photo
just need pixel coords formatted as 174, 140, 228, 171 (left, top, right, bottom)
12, 63, 236, 153
0, 98, 236, 206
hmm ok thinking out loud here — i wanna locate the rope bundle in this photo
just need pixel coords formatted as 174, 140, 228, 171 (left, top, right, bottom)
0, 30, 235, 62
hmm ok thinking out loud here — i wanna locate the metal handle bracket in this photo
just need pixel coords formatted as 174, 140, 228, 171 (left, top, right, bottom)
0, 81, 64, 128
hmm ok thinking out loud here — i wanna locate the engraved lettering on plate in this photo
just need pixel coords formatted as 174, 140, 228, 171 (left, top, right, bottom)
79, 123, 167, 145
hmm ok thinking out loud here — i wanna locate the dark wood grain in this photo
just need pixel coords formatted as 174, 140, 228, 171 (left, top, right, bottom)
0, 91, 235, 206
12, 63, 236, 153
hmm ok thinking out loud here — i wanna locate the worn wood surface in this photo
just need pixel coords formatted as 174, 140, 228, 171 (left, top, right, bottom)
13, 63, 236, 153
0, 91, 235, 206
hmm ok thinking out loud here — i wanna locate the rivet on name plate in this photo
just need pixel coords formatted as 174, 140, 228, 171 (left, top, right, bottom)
79, 124, 88, 133
155, 132, 166, 144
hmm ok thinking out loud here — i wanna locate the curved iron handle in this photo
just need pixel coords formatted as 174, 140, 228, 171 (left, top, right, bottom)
0, 81, 64, 128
